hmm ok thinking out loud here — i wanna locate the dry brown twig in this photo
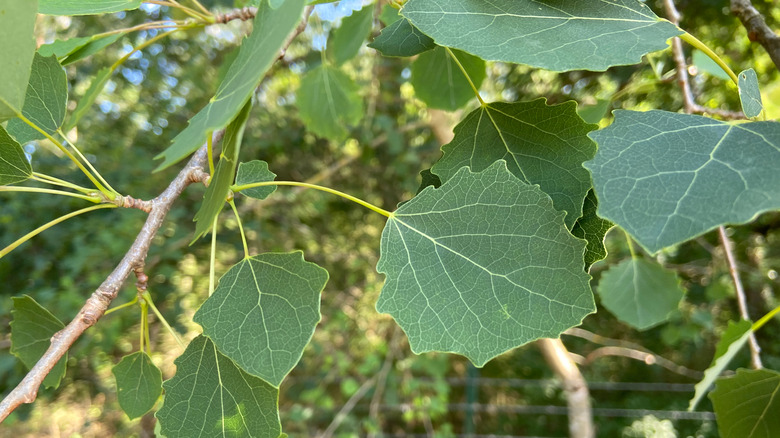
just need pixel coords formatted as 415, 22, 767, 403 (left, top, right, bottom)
0, 6, 313, 422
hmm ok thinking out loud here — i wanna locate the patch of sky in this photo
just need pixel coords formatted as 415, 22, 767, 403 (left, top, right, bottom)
309, 0, 365, 52
140, 4, 161, 14
121, 68, 144, 85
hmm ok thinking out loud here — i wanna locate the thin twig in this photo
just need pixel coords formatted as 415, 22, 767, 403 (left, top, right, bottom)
0, 5, 314, 420
584, 346, 703, 380
663, 0, 746, 120
718, 226, 762, 368
730, 0, 780, 71
317, 377, 377, 438
664, 0, 762, 369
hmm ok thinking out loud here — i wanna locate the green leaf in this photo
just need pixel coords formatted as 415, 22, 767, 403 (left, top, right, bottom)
410, 47, 485, 111
577, 99, 611, 125
379, 4, 402, 26
156, 335, 282, 438
0, 126, 33, 185
297, 64, 363, 140
368, 18, 435, 58
401, 0, 682, 72
709, 368, 780, 438
268, 0, 285, 8
571, 189, 612, 271
64, 67, 112, 132
328, 5, 374, 65
155, 0, 305, 170
38, 36, 93, 59
6, 54, 68, 144
0, 0, 37, 122
377, 161, 595, 366
10, 295, 67, 389
38, 0, 142, 15
689, 320, 752, 411
586, 111, 780, 254
236, 160, 277, 200
192, 99, 252, 242
597, 257, 684, 330
194, 252, 328, 387
112, 352, 163, 420
738, 68, 763, 119
692, 49, 730, 80
60, 33, 125, 65
431, 99, 597, 229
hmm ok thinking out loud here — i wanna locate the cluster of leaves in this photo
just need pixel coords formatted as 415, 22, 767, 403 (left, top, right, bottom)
2, 0, 780, 436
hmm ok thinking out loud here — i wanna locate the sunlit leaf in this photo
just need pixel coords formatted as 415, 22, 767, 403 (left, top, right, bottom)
738, 68, 763, 118
571, 189, 612, 271
692, 49, 730, 80
689, 320, 752, 411
236, 160, 277, 200
60, 33, 125, 65
329, 5, 374, 65
10, 295, 66, 389
377, 161, 594, 366
369, 18, 435, 57
156, 0, 305, 170
597, 257, 684, 330
7, 54, 68, 144
431, 99, 597, 229
577, 99, 611, 125
297, 64, 363, 140
194, 252, 328, 387
192, 100, 252, 242
0, 126, 33, 185
410, 47, 485, 111
586, 111, 780, 254
38, 0, 142, 15
401, 0, 681, 72
0, 0, 37, 122
709, 368, 780, 438
112, 352, 163, 420
156, 336, 282, 438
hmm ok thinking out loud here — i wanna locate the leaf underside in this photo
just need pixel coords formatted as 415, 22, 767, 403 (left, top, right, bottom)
7, 53, 68, 144
401, 0, 682, 72
38, 0, 142, 15
194, 252, 328, 387
738, 68, 763, 118
377, 161, 594, 367
236, 160, 277, 200
156, 335, 282, 438
10, 295, 67, 389
368, 18, 436, 57
297, 64, 363, 140
597, 257, 684, 331
112, 352, 163, 420
587, 111, 780, 254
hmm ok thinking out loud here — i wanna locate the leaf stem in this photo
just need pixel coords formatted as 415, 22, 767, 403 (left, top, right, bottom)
140, 298, 147, 352
0, 204, 117, 261
104, 296, 139, 315
209, 219, 218, 296
56, 129, 119, 195
679, 32, 739, 86
444, 46, 485, 106
752, 304, 780, 332
229, 200, 250, 259
231, 181, 392, 218
142, 291, 186, 351
207, 131, 215, 176
31, 172, 94, 194
146, 0, 211, 21
0, 186, 102, 203
12, 112, 114, 198
623, 229, 638, 259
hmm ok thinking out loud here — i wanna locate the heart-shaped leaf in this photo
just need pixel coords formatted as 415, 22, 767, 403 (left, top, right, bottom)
297, 64, 363, 140
156, 336, 282, 438
586, 111, 780, 254
369, 18, 435, 57
410, 47, 485, 111
10, 295, 67, 389
194, 252, 328, 387
401, 0, 682, 72
7, 54, 68, 144
236, 160, 277, 200
112, 352, 163, 419
377, 161, 594, 366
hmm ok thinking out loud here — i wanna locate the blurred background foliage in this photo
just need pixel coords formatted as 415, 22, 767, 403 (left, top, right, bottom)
1, 0, 780, 436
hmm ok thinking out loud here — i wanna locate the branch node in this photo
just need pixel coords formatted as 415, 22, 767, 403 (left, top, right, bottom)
215, 7, 257, 24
